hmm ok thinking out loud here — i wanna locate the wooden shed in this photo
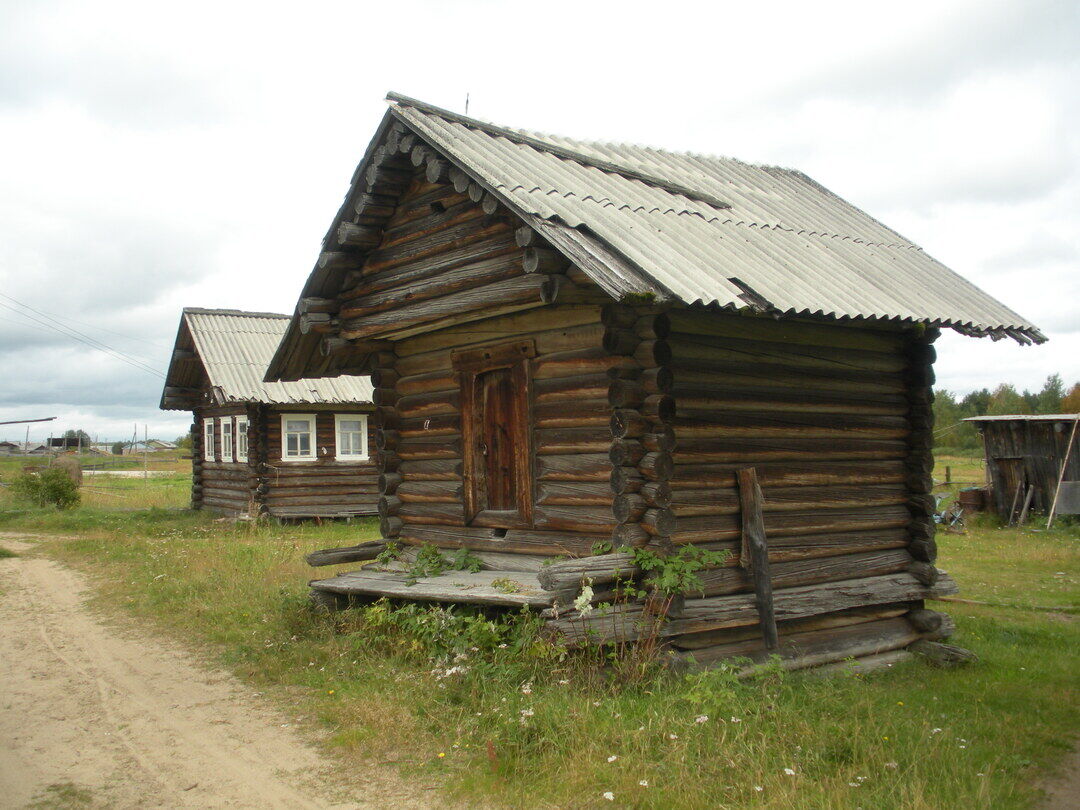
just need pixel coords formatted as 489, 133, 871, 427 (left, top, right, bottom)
264, 94, 1044, 670
965, 414, 1080, 518
161, 308, 378, 519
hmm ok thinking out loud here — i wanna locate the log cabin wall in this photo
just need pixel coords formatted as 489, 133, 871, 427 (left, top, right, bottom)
194, 404, 257, 515
657, 309, 931, 655
262, 407, 379, 518
376, 303, 615, 562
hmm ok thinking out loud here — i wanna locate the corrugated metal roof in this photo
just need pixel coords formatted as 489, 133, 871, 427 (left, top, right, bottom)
163, 308, 372, 408
389, 94, 1043, 343
965, 414, 1080, 422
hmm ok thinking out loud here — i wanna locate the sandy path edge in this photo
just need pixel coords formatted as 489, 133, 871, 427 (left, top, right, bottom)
0, 536, 432, 810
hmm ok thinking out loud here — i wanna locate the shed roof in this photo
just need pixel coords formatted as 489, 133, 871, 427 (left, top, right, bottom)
161, 308, 373, 409
266, 93, 1044, 381
964, 414, 1080, 423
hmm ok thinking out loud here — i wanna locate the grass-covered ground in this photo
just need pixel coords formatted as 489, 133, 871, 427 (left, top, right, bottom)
1, 466, 1077, 809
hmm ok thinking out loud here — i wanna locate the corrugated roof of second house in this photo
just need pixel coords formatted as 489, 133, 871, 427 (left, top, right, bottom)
180, 308, 373, 405
390, 94, 1043, 343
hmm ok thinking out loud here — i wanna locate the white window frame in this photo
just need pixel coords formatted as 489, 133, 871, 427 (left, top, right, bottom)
203, 418, 215, 462
235, 416, 249, 463
280, 413, 317, 462
334, 413, 369, 461
220, 418, 234, 462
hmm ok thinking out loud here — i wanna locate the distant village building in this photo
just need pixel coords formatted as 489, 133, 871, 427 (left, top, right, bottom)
161, 308, 377, 518
965, 414, 1080, 517
259, 94, 1043, 670
0, 441, 20, 455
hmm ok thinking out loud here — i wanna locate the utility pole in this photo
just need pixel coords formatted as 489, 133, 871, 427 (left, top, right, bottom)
143, 424, 148, 480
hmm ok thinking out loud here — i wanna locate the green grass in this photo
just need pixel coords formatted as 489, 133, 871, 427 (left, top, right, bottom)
6, 477, 1078, 809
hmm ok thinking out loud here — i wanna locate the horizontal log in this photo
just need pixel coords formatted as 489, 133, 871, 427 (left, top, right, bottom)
395, 480, 462, 503
361, 218, 513, 276
399, 458, 462, 480
666, 310, 904, 353
670, 505, 911, 543
533, 398, 611, 429
547, 571, 960, 646
668, 460, 906, 489
532, 347, 639, 380
669, 484, 908, 516
672, 436, 908, 463
669, 411, 910, 439
681, 616, 923, 671
537, 553, 639, 591
341, 275, 550, 340
674, 388, 908, 417
692, 548, 914, 598
339, 253, 525, 320
347, 234, 519, 300
536, 480, 614, 506
535, 427, 612, 455
533, 504, 618, 533
534, 372, 612, 403
306, 541, 387, 567
668, 332, 906, 373
397, 525, 603, 557
672, 603, 911, 650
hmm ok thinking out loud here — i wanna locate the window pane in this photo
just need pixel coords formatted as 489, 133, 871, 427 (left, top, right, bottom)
287, 434, 298, 455
340, 419, 362, 433
299, 434, 310, 454
286, 420, 309, 432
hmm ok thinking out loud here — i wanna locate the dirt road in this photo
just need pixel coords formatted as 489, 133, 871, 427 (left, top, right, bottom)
0, 536, 430, 809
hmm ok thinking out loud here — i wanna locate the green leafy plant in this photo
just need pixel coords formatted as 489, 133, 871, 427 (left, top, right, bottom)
631, 545, 730, 597
448, 546, 483, 573
406, 543, 448, 584
10, 468, 80, 510
375, 540, 402, 567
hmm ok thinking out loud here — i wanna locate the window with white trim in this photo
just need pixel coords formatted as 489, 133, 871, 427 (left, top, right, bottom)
281, 414, 316, 461
221, 418, 233, 461
203, 419, 215, 462
335, 414, 368, 460
235, 416, 249, 462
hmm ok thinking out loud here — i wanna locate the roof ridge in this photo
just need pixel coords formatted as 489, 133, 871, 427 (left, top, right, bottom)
183, 307, 290, 319
387, 92, 732, 211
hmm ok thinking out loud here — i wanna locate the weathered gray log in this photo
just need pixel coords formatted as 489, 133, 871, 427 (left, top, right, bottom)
537, 553, 640, 591
306, 541, 387, 567
908, 640, 978, 668
546, 571, 960, 646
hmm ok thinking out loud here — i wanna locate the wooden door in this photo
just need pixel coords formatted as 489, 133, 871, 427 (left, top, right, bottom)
477, 367, 517, 511
455, 340, 535, 527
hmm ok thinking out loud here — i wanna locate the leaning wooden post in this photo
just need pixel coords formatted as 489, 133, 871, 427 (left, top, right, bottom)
1047, 414, 1080, 529
736, 467, 778, 649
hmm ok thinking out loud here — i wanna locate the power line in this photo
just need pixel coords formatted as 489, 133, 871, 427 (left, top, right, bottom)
0, 297, 164, 378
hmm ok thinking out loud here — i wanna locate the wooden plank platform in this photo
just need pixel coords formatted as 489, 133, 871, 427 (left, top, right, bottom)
310, 567, 555, 607
269, 506, 378, 518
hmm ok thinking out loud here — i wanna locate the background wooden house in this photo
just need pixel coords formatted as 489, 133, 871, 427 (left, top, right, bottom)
264, 94, 1044, 670
965, 414, 1080, 519
161, 308, 377, 519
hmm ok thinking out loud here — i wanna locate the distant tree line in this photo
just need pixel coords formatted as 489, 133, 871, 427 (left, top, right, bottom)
934, 374, 1080, 451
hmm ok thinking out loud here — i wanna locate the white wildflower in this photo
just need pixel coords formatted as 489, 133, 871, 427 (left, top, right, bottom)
694, 715, 709, 724
607, 755, 618, 763
884, 762, 898, 769
930, 728, 942, 734
520, 708, 534, 717
639, 780, 649, 787
558, 679, 570, 686
730, 716, 742, 723
521, 682, 533, 695
849, 782, 859, 787
602, 791, 614, 801
784, 768, 796, 776
668, 733, 678, 740
754, 786, 763, 792
574, 585, 595, 614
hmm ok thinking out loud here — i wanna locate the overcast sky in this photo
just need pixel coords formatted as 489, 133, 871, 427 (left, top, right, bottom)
1, 0, 1077, 443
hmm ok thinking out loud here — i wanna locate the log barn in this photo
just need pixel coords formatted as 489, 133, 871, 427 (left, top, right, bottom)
161, 308, 378, 519
965, 414, 1080, 519
265, 93, 1044, 670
